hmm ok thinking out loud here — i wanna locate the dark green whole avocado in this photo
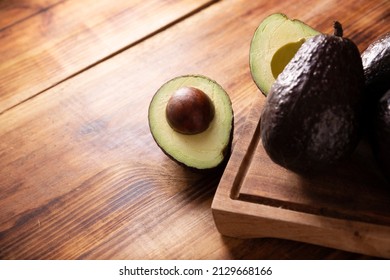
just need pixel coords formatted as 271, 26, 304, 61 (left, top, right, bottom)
371, 89, 390, 182
361, 33, 390, 182
361, 33, 390, 136
362, 32, 390, 96
260, 22, 365, 173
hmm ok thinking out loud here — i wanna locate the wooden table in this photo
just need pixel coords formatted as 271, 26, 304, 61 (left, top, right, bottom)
0, 0, 389, 259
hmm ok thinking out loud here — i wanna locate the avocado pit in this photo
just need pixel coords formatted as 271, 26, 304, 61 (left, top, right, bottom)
166, 87, 215, 135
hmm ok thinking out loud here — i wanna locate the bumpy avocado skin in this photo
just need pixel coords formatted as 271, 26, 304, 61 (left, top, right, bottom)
261, 33, 364, 173
371, 89, 390, 181
362, 32, 390, 95
361, 33, 390, 136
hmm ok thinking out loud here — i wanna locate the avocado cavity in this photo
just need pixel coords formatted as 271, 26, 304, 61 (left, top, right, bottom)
271, 39, 306, 79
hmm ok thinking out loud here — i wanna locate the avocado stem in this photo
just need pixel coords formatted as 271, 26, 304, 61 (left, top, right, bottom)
333, 21, 343, 37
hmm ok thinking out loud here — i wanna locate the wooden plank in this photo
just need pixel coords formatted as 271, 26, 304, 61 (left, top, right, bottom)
0, 0, 388, 259
0, 0, 217, 114
0, 0, 64, 30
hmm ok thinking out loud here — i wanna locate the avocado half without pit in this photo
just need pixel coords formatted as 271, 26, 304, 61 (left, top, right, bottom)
249, 13, 320, 95
148, 75, 234, 170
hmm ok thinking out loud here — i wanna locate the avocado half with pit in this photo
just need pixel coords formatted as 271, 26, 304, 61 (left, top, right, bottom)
148, 75, 234, 170
249, 13, 320, 95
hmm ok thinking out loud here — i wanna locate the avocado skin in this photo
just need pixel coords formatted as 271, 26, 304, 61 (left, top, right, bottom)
371, 89, 390, 181
361, 33, 390, 137
261, 33, 364, 173
362, 32, 390, 95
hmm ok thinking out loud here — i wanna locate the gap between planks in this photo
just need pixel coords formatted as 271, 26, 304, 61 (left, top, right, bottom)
0, 0, 66, 33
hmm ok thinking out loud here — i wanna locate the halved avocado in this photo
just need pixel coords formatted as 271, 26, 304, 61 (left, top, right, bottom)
249, 13, 320, 95
148, 75, 234, 170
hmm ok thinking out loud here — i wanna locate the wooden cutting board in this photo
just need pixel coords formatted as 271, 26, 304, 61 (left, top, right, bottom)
212, 91, 390, 258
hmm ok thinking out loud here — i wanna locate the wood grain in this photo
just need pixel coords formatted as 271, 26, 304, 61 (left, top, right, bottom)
0, 0, 389, 259
0, 0, 217, 113
0, 0, 63, 30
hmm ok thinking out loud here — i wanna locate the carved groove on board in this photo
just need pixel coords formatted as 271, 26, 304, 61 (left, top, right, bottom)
230, 116, 262, 200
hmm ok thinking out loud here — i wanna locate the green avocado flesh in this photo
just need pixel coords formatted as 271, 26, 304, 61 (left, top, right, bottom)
249, 13, 320, 95
148, 75, 233, 170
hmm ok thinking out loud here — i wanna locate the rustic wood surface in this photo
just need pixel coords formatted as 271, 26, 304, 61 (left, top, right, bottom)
0, 0, 389, 259
0, 0, 216, 113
